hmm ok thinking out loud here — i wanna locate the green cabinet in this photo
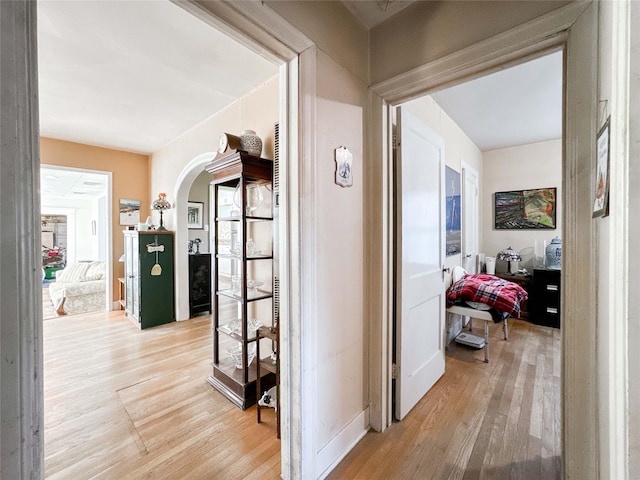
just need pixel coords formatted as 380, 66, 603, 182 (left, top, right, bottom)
123, 230, 175, 329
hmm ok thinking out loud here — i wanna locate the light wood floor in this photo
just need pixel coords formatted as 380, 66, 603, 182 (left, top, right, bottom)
45, 312, 559, 480
328, 318, 561, 480
44, 311, 281, 480
42, 286, 59, 320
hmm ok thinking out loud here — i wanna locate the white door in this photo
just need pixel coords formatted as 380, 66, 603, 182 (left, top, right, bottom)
395, 107, 446, 420
462, 162, 480, 273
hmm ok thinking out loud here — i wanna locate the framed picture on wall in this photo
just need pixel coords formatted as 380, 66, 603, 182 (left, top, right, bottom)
593, 116, 610, 218
119, 199, 140, 226
187, 201, 204, 229
494, 187, 556, 229
445, 166, 461, 256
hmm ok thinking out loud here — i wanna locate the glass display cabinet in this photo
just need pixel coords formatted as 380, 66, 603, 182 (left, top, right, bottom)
205, 150, 276, 409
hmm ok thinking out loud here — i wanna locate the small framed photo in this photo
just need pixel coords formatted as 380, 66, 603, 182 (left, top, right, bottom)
187, 201, 204, 229
593, 116, 610, 218
119, 199, 140, 226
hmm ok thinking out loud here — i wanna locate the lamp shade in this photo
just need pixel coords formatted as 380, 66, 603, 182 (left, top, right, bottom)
151, 193, 171, 231
151, 193, 171, 211
497, 246, 521, 261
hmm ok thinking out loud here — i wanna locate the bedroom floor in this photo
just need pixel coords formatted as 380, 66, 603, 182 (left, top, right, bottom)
328, 319, 561, 480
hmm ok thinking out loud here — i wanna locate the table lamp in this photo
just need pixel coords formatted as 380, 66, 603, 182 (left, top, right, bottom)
497, 246, 522, 274
151, 193, 171, 231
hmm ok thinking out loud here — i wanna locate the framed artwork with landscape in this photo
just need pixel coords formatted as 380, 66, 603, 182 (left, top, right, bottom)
494, 187, 556, 230
119, 199, 140, 226
187, 201, 204, 229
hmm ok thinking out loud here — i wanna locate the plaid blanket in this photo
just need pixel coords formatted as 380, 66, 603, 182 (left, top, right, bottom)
446, 274, 528, 318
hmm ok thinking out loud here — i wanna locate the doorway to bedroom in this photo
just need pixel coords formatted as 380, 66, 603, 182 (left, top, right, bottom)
389, 49, 564, 477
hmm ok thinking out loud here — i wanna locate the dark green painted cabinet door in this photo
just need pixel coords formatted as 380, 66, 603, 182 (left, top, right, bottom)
129, 231, 175, 329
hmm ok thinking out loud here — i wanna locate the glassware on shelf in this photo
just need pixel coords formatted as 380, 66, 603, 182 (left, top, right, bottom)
231, 184, 242, 216
246, 184, 263, 216
247, 238, 261, 256
247, 279, 264, 294
227, 343, 256, 369
231, 275, 241, 295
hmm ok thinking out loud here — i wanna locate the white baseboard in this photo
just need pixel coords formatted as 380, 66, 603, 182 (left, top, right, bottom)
316, 408, 369, 479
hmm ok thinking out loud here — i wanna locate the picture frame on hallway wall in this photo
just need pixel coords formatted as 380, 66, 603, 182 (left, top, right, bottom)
494, 188, 557, 230
187, 201, 204, 229
593, 116, 610, 218
445, 166, 461, 256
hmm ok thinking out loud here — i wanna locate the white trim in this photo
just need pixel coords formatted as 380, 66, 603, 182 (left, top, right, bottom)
608, 0, 631, 478
174, 0, 305, 63
562, 4, 599, 477
316, 409, 370, 480
461, 161, 480, 268
0, 1, 44, 476
367, 3, 599, 476
278, 58, 295, 478
371, 2, 587, 103
295, 46, 318, 479
173, 151, 216, 321
40, 164, 113, 314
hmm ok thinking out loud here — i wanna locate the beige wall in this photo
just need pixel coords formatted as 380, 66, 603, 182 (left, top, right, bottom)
403, 95, 484, 269
481, 139, 561, 271
40, 137, 150, 302
266, 0, 368, 83
313, 47, 368, 476
149, 75, 279, 228
369, 0, 571, 85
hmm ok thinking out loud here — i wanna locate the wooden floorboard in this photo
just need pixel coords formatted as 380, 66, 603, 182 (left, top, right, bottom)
44, 311, 281, 480
327, 319, 561, 480
45, 312, 559, 480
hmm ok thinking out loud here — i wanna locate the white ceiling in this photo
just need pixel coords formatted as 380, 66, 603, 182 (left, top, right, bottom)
41, 166, 108, 200
342, 0, 416, 29
431, 51, 563, 152
37, 0, 278, 155
37, 0, 561, 167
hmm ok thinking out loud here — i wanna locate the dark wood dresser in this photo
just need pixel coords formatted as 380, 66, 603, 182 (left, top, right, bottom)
531, 268, 561, 328
495, 272, 531, 319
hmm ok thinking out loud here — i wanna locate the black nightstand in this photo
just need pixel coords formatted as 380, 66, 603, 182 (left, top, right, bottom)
531, 268, 561, 328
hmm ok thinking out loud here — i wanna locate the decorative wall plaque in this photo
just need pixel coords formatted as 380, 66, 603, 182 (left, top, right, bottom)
335, 146, 353, 187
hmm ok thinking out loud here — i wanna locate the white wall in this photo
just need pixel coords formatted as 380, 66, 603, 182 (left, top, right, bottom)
313, 48, 367, 478
188, 171, 211, 253
482, 139, 562, 272
150, 75, 279, 225
403, 95, 483, 270
41, 197, 99, 262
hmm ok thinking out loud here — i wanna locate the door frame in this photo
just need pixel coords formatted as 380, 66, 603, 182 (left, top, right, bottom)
366, 2, 599, 477
41, 164, 113, 312
461, 161, 480, 272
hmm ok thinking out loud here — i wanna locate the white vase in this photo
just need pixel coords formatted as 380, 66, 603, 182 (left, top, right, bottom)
545, 237, 562, 269
240, 129, 262, 157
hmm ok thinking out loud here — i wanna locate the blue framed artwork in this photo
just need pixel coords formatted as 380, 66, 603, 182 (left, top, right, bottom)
445, 166, 461, 256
